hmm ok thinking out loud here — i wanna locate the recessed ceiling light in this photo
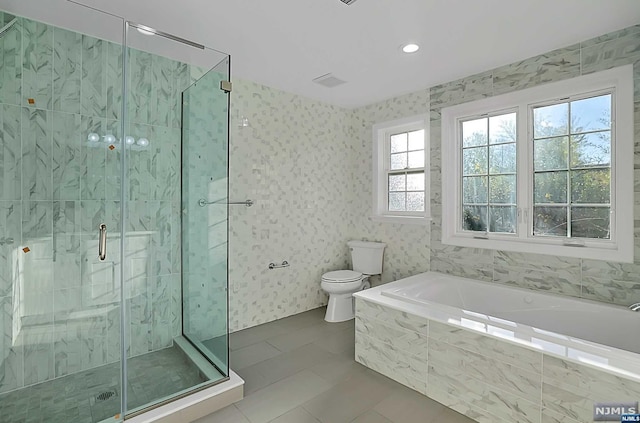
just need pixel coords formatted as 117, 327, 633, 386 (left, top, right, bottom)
402, 43, 420, 54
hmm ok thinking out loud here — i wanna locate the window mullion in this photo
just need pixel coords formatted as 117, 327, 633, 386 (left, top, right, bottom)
521, 105, 531, 240
384, 133, 390, 213
567, 101, 572, 238
485, 118, 491, 234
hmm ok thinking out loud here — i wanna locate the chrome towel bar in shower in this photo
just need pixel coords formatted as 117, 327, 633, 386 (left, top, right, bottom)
198, 198, 254, 207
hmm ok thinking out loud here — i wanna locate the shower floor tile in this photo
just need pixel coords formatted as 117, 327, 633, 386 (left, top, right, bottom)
0, 345, 209, 423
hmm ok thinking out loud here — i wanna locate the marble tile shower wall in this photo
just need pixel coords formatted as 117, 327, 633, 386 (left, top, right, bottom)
350, 25, 640, 306
0, 16, 190, 394
124, 53, 198, 359
182, 68, 229, 342
428, 25, 640, 305
228, 80, 355, 331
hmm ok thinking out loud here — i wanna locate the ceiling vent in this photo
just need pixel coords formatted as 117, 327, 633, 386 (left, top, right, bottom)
313, 73, 347, 88
340, 0, 358, 4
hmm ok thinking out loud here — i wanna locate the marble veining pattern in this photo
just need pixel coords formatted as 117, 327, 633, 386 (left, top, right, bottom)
355, 297, 640, 423
422, 25, 640, 306
52, 27, 81, 115
0, 14, 205, 394
0, 105, 21, 200
0, 13, 22, 106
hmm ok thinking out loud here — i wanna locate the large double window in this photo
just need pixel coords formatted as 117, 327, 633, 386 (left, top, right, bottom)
442, 65, 633, 262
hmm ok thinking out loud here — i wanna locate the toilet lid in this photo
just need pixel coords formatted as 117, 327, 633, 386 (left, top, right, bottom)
322, 270, 363, 283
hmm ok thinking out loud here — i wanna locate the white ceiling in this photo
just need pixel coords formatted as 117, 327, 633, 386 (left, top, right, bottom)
2, 0, 640, 109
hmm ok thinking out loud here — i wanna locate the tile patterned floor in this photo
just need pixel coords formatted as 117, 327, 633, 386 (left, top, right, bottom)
0, 345, 207, 423
196, 307, 475, 423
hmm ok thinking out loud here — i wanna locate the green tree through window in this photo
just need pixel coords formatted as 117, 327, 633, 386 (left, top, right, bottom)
461, 112, 517, 233
532, 94, 611, 239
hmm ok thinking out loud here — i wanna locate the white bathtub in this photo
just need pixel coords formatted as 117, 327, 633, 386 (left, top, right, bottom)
353, 271, 640, 423
380, 271, 640, 355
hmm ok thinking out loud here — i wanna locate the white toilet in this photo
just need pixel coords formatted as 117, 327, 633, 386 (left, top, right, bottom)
321, 240, 386, 322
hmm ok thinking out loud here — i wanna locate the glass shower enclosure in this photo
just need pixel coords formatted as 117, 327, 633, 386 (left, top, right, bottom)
0, 4, 231, 422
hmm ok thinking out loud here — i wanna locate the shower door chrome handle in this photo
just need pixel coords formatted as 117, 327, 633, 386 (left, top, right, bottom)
98, 224, 107, 261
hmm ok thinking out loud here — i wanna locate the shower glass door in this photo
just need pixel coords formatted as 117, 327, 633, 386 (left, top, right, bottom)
181, 58, 230, 374
0, 5, 125, 422
123, 22, 230, 416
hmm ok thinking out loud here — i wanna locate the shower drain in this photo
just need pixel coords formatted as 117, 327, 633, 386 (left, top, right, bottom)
96, 390, 117, 401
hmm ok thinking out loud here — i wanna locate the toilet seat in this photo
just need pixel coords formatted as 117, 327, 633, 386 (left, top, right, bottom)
322, 270, 363, 283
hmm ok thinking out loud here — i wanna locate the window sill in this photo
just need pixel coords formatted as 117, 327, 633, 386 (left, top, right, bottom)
370, 215, 431, 226
442, 233, 632, 263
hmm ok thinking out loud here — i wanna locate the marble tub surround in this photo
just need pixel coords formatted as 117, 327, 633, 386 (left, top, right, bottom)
354, 274, 640, 423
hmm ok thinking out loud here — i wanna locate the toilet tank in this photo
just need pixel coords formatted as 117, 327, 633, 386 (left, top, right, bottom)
348, 240, 386, 275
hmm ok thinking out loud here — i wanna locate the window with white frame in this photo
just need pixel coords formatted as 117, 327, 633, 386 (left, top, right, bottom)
373, 116, 429, 223
442, 65, 633, 262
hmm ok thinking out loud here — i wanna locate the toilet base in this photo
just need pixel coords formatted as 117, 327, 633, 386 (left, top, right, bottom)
324, 280, 371, 323
325, 293, 356, 322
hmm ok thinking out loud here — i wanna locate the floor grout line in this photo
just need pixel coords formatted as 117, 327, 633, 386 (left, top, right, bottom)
202, 307, 474, 423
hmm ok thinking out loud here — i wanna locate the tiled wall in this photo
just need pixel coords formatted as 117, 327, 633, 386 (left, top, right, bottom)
0, 15, 196, 393
124, 49, 199, 358
227, 80, 354, 331
428, 25, 640, 305
351, 25, 640, 306
350, 91, 431, 285
228, 25, 640, 331
355, 297, 640, 423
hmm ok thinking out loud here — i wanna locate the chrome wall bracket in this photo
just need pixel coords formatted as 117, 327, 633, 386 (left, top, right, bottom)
268, 261, 289, 270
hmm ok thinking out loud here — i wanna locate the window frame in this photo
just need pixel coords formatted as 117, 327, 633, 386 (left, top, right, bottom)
372, 115, 430, 225
459, 108, 520, 235
441, 65, 633, 262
